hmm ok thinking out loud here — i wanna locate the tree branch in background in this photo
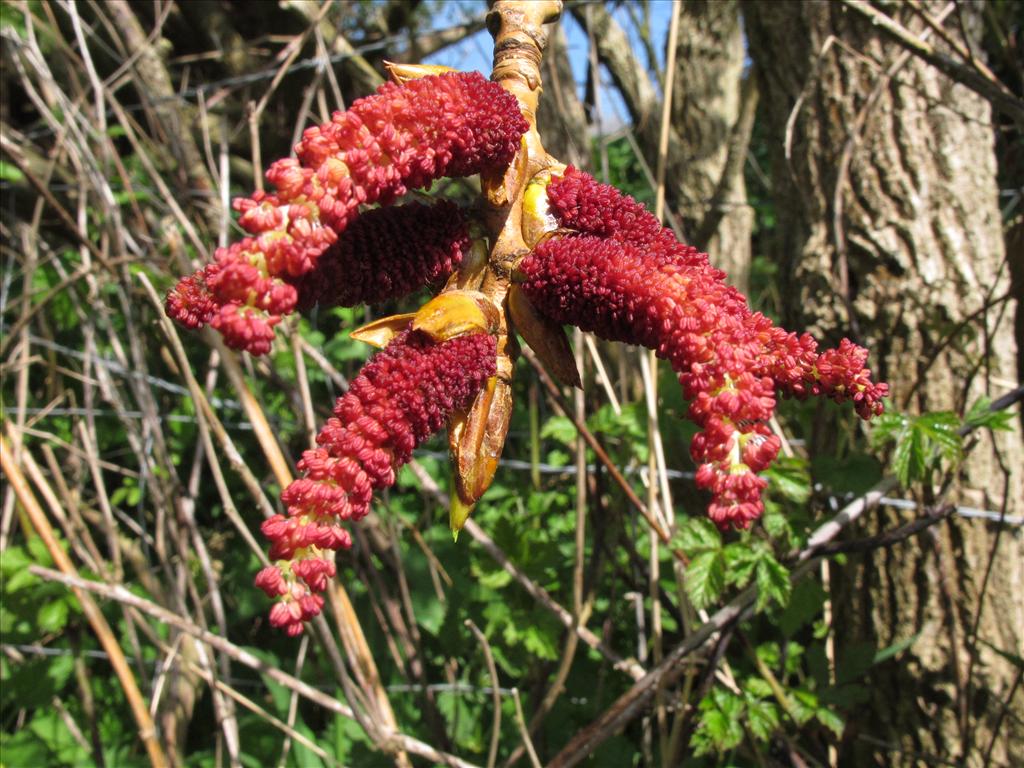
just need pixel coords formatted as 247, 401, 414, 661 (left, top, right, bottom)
842, 0, 1024, 128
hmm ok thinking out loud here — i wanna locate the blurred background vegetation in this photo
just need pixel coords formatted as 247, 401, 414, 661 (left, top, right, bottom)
1, 1, 1021, 767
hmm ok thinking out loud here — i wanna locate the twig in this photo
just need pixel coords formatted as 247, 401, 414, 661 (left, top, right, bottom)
510, 688, 542, 768
981, 666, 1023, 768
1, 436, 168, 768
811, 504, 955, 556
465, 620, 502, 768
276, 635, 309, 768
28, 565, 483, 768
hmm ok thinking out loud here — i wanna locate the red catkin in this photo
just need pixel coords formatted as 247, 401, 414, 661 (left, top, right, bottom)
521, 170, 887, 529
293, 200, 469, 310
256, 330, 497, 635
166, 71, 527, 353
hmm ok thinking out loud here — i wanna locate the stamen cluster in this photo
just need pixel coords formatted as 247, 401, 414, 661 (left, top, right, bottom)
295, 201, 468, 311
255, 330, 496, 635
165, 72, 527, 353
521, 168, 887, 529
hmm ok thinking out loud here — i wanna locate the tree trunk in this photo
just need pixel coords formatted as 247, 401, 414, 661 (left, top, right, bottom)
745, 2, 1023, 765
671, 0, 753, 289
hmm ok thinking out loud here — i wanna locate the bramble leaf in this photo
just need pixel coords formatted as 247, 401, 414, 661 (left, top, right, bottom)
755, 549, 791, 611
686, 549, 726, 611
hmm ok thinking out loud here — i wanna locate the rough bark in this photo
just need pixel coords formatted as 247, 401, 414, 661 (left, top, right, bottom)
745, 2, 1023, 765
671, 0, 753, 289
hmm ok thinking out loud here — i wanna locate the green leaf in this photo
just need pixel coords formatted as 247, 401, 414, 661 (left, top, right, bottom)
37, 599, 69, 633
745, 677, 774, 699
916, 412, 961, 462
691, 689, 745, 755
745, 696, 780, 741
874, 409, 965, 487
837, 641, 877, 685
964, 396, 1015, 432
812, 452, 883, 496
816, 706, 845, 736
723, 542, 759, 588
870, 412, 909, 448
0, 160, 24, 182
873, 633, 920, 664
675, 517, 721, 555
779, 578, 826, 637
754, 550, 790, 611
540, 415, 576, 446
685, 549, 726, 611
789, 688, 818, 725
763, 456, 811, 504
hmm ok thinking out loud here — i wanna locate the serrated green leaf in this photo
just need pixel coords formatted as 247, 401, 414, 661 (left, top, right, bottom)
37, 600, 69, 633
761, 502, 792, 542
763, 456, 811, 503
789, 688, 818, 725
754, 551, 790, 610
964, 397, 1015, 432
540, 415, 576, 446
871, 412, 909, 448
745, 696, 780, 741
691, 689, 745, 755
723, 542, 759, 588
916, 412, 962, 461
675, 517, 721, 555
745, 677, 774, 699
685, 549, 726, 611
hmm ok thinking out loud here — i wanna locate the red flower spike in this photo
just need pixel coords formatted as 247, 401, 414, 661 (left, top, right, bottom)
545, 166, 715, 272
294, 201, 469, 311
166, 72, 526, 354
257, 330, 497, 634
520, 231, 887, 530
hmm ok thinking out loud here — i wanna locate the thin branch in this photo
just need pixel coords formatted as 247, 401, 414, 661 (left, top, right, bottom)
28, 565, 483, 768
1, 436, 168, 768
465, 620, 502, 768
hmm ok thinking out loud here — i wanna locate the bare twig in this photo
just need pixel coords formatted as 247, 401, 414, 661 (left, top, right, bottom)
28, 565, 483, 768
465, 620, 503, 768
1, 436, 168, 768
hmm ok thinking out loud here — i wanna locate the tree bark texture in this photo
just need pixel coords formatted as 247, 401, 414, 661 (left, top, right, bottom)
745, 2, 1022, 765
670, 0, 753, 289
